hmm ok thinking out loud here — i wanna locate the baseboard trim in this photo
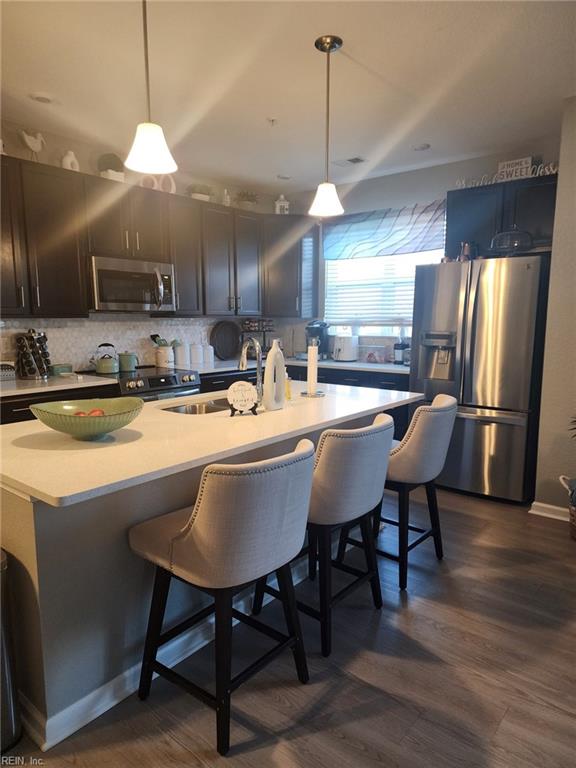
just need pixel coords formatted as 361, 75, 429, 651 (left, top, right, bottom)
529, 501, 570, 521
21, 559, 309, 751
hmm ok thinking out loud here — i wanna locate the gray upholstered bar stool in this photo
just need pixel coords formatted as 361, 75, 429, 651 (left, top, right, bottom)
253, 414, 395, 657
129, 440, 315, 756
338, 394, 458, 590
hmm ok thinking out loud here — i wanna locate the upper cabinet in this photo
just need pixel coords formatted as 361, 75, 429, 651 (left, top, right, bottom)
445, 175, 557, 259
165, 195, 203, 315
20, 162, 88, 317
234, 211, 262, 316
0, 157, 29, 315
263, 215, 319, 318
85, 176, 168, 262
202, 205, 262, 316
202, 205, 236, 315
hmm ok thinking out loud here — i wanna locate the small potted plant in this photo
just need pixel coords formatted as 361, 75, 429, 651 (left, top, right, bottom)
559, 417, 576, 540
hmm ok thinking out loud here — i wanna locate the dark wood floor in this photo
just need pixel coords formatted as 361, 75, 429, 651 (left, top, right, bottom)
12, 489, 576, 767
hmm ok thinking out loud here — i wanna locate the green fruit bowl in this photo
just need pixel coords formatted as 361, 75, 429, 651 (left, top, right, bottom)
30, 397, 144, 441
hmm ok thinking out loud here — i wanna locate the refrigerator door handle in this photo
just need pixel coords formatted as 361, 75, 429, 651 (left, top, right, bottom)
463, 262, 482, 403
456, 409, 527, 427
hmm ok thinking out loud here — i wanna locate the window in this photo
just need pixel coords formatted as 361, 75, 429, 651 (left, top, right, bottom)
324, 249, 444, 325
322, 199, 446, 325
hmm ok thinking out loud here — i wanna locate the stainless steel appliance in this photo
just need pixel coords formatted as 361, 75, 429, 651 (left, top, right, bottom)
78, 366, 200, 401
91, 256, 176, 312
410, 255, 550, 503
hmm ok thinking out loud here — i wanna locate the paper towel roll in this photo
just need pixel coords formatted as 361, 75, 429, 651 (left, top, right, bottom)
307, 343, 318, 396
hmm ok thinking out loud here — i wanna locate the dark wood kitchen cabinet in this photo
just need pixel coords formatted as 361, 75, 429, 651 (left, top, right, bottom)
85, 176, 168, 262
202, 205, 235, 315
164, 195, 203, 315
234, 211, 261, 316
263, 215, 318, 318
445, 174, 557, 259
202, 205, 262, 316
20, 162, 88, 316
0, 157, 29, 315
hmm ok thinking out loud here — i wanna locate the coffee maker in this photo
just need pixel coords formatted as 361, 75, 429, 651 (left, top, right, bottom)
305, 321, 330, 359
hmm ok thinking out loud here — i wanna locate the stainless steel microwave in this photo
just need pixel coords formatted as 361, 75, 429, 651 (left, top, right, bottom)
91, 256, 176, 312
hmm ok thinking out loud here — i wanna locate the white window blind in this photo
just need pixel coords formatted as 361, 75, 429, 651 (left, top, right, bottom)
324, 250, 444, 324
322, 199, 446, 325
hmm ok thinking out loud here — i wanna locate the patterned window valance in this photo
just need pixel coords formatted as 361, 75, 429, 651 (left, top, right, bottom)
323, 199, 446, 260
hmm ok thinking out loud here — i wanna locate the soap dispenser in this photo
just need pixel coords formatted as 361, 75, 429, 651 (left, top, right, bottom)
263, 339, 286, 411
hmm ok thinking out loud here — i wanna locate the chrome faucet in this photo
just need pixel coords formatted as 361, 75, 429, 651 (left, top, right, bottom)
238, 336, 263, 404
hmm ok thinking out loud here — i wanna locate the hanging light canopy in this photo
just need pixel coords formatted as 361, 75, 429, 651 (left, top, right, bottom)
125, 0, 177, 174
309, 35, 344, 218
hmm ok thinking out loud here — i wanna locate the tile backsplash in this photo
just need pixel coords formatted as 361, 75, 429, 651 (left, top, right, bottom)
0, 315, 214, 371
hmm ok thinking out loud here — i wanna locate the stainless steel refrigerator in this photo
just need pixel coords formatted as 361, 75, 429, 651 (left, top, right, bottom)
409, 255, 550, 503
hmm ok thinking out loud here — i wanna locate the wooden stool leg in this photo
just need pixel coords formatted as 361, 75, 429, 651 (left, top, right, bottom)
214, 589, 233, 756
317, 526, 333, 657
360, 514, 382, 608
398, 487, 410, 591
276, 564, 309, 684
372, 499, 383, 539
308, 527, 318, 580
426, 481, 444, 560
252, 576, 266, 615
335, 526, 350, 563
138, 566, 171, 700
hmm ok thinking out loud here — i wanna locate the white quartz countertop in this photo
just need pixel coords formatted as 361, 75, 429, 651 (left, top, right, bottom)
0, 382, 423, 508
285, 359, 411, 375
0, 374, 119, 398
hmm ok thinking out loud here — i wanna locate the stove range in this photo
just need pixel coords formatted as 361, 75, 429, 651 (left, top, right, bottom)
78, 366, 200, 401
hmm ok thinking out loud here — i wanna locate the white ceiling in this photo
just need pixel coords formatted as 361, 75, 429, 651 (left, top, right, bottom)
2, 1, 575, 192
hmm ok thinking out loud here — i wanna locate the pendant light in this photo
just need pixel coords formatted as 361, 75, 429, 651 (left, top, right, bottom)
125, 0, 177, 174
309, 35, 344, 218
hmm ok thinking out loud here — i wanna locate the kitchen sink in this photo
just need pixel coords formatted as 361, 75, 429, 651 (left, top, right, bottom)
162, 399, 230, 415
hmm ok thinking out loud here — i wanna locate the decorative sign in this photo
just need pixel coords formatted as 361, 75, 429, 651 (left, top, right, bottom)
455, 160, 558, 189
227, 381, 258, 417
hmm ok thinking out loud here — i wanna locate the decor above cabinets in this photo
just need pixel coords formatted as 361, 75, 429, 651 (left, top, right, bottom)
445, 174, 557, 260
0, 157, 319, 320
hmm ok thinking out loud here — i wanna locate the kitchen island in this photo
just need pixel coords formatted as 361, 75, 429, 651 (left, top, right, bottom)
1, 382, 422, 750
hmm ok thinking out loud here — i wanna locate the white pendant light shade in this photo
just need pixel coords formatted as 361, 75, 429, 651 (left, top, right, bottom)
308, 182, 344, 217
124, 122, 177, 174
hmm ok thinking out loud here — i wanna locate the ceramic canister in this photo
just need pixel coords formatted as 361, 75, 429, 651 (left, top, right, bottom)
118, 352, 139, 372
155, 346, 175, 368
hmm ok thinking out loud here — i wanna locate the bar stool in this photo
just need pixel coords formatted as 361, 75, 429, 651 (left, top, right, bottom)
338, 395, 457, 590
253, 414, 395, 657
129, 440, 315, 756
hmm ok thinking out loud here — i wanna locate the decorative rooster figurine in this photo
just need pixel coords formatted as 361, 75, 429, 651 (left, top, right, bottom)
20, 130, 46, 161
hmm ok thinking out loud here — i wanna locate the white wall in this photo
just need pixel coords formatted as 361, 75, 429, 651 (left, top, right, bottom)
535, 98, 576, 508
292, 135, 560, 213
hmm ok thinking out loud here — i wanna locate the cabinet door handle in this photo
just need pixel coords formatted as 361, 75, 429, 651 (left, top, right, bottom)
136, 231, 140, 251
11, 406, 33, 413
176, 292, 180, 310
210, 379, 226, 385
124, 230, 130, 250
19, 285, 25, 307
35, 285, 41, 308
236, 295, 242, 311
295, 296, 300, 313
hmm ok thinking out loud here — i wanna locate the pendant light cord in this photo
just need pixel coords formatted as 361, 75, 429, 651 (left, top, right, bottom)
325, 49, 331, 183
141, 0, 152, 122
